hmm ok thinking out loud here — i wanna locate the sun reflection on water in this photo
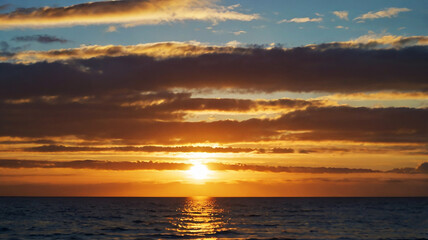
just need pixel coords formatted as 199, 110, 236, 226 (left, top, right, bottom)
168, 196, 233, 238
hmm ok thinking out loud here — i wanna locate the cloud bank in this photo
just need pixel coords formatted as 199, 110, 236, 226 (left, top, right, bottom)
1, 159, 427, 174
1, 44, 427, 100
3, 159, 426, 174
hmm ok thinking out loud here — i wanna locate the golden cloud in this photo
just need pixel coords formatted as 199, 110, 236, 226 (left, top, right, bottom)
0, 0, 259, 29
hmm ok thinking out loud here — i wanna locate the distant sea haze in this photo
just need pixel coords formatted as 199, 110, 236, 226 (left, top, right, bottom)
0, 197, 427, 239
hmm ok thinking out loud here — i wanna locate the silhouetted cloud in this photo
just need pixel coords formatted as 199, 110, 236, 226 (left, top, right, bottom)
0, 0, 259, 29
2, 159, 426, 175
12, 34, 69, 44
388, 162, 428, 174
0, 159, 384, 173
0, 4, 11, 11
1, 105, 427, 144
310, 35, 428, 50
271, 148, 294, 153
0, 94, 325, 133
24, 145, 258, 153
1, 46, 427, 100
275, 106, 428, 143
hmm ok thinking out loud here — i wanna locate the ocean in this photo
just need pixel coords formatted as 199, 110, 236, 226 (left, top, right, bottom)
0, 197, 427, 239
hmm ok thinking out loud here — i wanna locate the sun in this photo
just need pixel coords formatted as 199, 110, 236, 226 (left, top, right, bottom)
188, 163, 210, 180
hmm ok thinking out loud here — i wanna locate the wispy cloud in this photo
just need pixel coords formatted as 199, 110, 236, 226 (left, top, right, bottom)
332, 11, 349, 20
354, 7, 410, 21
105, 26, 118, 32
12, 34, 69, 44
0, 0, 259, 29
335, 25, 349, 30
277, 17, 322, 24
233, 30, 246, 35
321, 91, 428, 101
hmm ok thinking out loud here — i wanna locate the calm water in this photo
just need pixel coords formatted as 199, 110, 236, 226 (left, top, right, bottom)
0, 197, 427, 239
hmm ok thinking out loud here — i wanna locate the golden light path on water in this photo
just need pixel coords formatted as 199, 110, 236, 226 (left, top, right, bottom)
168, 197, 233, 238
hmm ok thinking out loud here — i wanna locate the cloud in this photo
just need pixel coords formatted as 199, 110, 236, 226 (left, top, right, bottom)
332, 11, 348, 20
0, 159, 382, 173
335, 26, 349, 30
321, 91, 428, 100
12, 34, 69, 44
354, 7, 411, 21
232, 30, 246, 35
0, 92, 325, 130
388, 162, 428, 174
1, 41, 247, 63
105, 26, 118, 32
275, 106, 428, 143
0, 4, 11, 11
277, 17, 322, 23
2, 159, 427, 175
307, 35, 428, 50
25, 144, 258, 153
3, 36, 428, 63
0, 0, 259, 29
225, 40, 241, 47
1, 43, 427, 99
1, 103, 427, 144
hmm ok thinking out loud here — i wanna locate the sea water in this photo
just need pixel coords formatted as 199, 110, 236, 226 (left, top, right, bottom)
0, 197, 427, 239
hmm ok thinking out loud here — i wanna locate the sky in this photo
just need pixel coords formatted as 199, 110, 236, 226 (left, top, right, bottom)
0, 0, 427, 196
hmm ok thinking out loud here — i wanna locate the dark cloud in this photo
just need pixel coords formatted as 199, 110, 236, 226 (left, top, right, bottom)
1, 46, 427, 100
2, 159, 427, 175
309, 36, 428, 50
0, 41, 29, 58
0, 159, 383, 173
271, 148, 294, 153
0, 139, 56, 145
24, 145, 258, 153
1, 104, 426, 144
0, 4, 11, 11
207, 163, 381, 174
0, 94, 323, 141
275, 106, 428, 143
12, 34, 69, 44
388, 162, 428, 174
0, 159, 188, 171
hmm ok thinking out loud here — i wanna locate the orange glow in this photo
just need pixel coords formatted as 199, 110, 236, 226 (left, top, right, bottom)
168, 197, 231, 236
187, 163, 210, 180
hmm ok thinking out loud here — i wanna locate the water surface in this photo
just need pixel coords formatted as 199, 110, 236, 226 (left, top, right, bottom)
0, 197, 427, 239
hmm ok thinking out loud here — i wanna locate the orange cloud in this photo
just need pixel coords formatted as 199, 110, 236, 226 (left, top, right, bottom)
0, 0, 259, 29
2, 42, 248, 63
3, 159, 427, 174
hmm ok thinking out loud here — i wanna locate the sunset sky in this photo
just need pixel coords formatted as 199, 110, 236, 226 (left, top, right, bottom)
0, 0, 427, 196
